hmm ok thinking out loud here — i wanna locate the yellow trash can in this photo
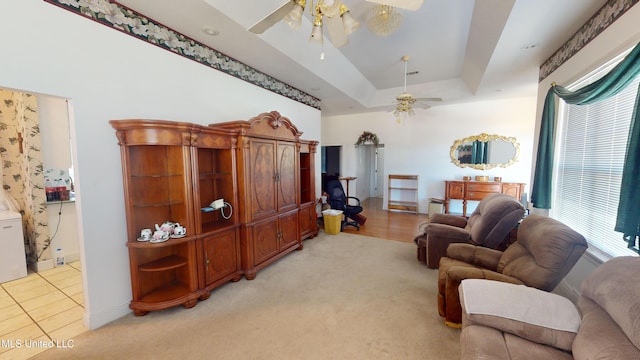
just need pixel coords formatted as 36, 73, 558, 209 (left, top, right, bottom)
322, 209, 343, 235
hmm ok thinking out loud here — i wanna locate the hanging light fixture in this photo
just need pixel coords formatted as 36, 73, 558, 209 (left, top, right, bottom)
284, 0, 306, 29
309, 4, 324, 44
366, 4, 403, 37
340, 4, 360, 35
284, 0, 359, 48
394, 55, 416, 117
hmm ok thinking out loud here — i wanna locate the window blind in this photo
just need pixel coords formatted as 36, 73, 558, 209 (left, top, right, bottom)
552, 65, 639, 259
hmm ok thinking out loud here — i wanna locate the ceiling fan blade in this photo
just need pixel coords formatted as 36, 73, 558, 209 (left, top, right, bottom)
415, 97, 443, 102
324, 15, 348, 48
414, 102, 432, 110
366, 0, 424, 11
248, 1, 296, 34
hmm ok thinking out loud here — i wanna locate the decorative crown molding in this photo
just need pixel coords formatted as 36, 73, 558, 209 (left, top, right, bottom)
44, 0, 321, 110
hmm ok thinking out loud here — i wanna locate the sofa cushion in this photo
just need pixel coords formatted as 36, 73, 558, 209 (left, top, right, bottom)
579, 256, 640, 350
466, 193, 524, 248
497, 215, 587, 292
461, 325, 574, 360
460, 279, 580, 351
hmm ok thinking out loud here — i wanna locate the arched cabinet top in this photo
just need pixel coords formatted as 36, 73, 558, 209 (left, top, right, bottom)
210, 111, 303, 141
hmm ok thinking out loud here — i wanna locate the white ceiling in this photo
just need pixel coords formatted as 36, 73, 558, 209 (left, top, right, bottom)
115, 0, 608, 116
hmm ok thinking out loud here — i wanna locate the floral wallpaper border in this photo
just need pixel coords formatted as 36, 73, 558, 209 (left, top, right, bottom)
44, 0, 321, 110
539, 0, 639, 81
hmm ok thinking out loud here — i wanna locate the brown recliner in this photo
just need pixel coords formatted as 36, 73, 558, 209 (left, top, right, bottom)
437, 214, 588, 326
414, 193, 525, 269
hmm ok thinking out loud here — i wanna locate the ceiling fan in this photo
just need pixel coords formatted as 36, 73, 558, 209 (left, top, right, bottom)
393, 55, 442, 117
248, 0, 424, 48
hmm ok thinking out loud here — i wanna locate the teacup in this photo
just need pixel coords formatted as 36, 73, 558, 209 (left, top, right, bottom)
140, 228, 152, 240
153, 230, 169, 241
173, 223, 186, 236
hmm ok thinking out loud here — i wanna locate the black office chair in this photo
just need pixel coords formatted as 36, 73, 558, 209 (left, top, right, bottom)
326, 179, 363, 231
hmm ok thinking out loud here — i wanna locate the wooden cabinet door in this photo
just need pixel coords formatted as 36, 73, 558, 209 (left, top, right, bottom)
447, 181, 465, 199
277, 141, 297, 213
203, 230, 239, 286
252, 218, 280, 265
299, 203, 317, 240
279, 211, 300, 251
249, 139, 277, 219
501, 183, 523, 199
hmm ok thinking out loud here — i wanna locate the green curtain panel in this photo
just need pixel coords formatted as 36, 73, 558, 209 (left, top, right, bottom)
530, 89, 556, 209
615, 83, 640, 253
531, 42, 640, 251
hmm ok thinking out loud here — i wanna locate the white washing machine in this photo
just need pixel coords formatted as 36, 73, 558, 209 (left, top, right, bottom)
0, 210, 27, 283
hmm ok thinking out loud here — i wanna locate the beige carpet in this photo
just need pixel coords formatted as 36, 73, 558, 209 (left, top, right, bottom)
35, 232, 460, 360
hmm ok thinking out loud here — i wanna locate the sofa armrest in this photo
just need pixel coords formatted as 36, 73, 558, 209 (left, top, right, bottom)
427, 223, 471, 242
426, 224, 472, 269
438, 261, 524, 324
446, 243, 503, 271
430, 213, 468, 228
445, 265, 524, 285
417, 221, 429, 233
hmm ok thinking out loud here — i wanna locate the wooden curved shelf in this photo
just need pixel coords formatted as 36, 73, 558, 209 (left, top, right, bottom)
127, 236, 193, 248
139, 255, 187, 272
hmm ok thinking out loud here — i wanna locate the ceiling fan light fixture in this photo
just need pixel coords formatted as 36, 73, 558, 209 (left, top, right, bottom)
285, 0, 306, 30
309, 9, 324, 43
309, 24, 324, 43
392, 56, 417, 117
367, 4, 403, 37
394, 101, 415, 117
340, 5, 360, 35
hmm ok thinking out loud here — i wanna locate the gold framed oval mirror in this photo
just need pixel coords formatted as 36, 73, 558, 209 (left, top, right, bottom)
450, 133, 520, 170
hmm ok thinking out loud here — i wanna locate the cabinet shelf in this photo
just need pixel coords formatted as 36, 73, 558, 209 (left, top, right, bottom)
199, 171, 232, 180
132, 200, 186, 207
138, 281, 191, 303
389, 200, 418, 205
131, 173, 183, 178
201, 221, 235, 234
127, 236, 193, 248
139, 255, 187, 272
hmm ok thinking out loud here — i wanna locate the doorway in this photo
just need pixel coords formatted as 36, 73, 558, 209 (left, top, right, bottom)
0, 87, 81, 272
355, 144, 384, 202
321, 145, 341, 192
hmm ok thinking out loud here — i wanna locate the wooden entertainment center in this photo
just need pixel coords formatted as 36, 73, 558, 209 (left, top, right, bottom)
110, 112, 318, 315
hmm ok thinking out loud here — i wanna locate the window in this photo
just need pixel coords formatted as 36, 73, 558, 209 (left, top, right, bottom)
552, 49, 639, 259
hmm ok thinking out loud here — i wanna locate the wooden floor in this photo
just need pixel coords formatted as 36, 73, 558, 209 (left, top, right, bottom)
334, 197, 429, 243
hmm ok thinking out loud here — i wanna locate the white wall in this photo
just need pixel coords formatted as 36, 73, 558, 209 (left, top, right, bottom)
1, 0, 321, 329
532, 4, 640, 301
322, 96, 537, 214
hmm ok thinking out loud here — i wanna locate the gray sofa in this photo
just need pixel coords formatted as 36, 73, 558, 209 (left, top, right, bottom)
458, 256, 640, 359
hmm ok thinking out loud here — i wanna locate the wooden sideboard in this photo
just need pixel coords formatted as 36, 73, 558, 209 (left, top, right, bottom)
444, 180, 525, 217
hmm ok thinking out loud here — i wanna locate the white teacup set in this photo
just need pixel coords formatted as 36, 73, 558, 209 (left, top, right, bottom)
137, 221, 187, 242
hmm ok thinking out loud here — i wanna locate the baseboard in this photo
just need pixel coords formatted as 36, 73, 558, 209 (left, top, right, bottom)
30, 251, 81, 272
30, 259, 54, 272
64, 251, 81, 263
84, 301, 131, 330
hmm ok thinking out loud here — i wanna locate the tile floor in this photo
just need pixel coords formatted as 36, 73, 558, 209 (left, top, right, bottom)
0, 261, 87, 359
